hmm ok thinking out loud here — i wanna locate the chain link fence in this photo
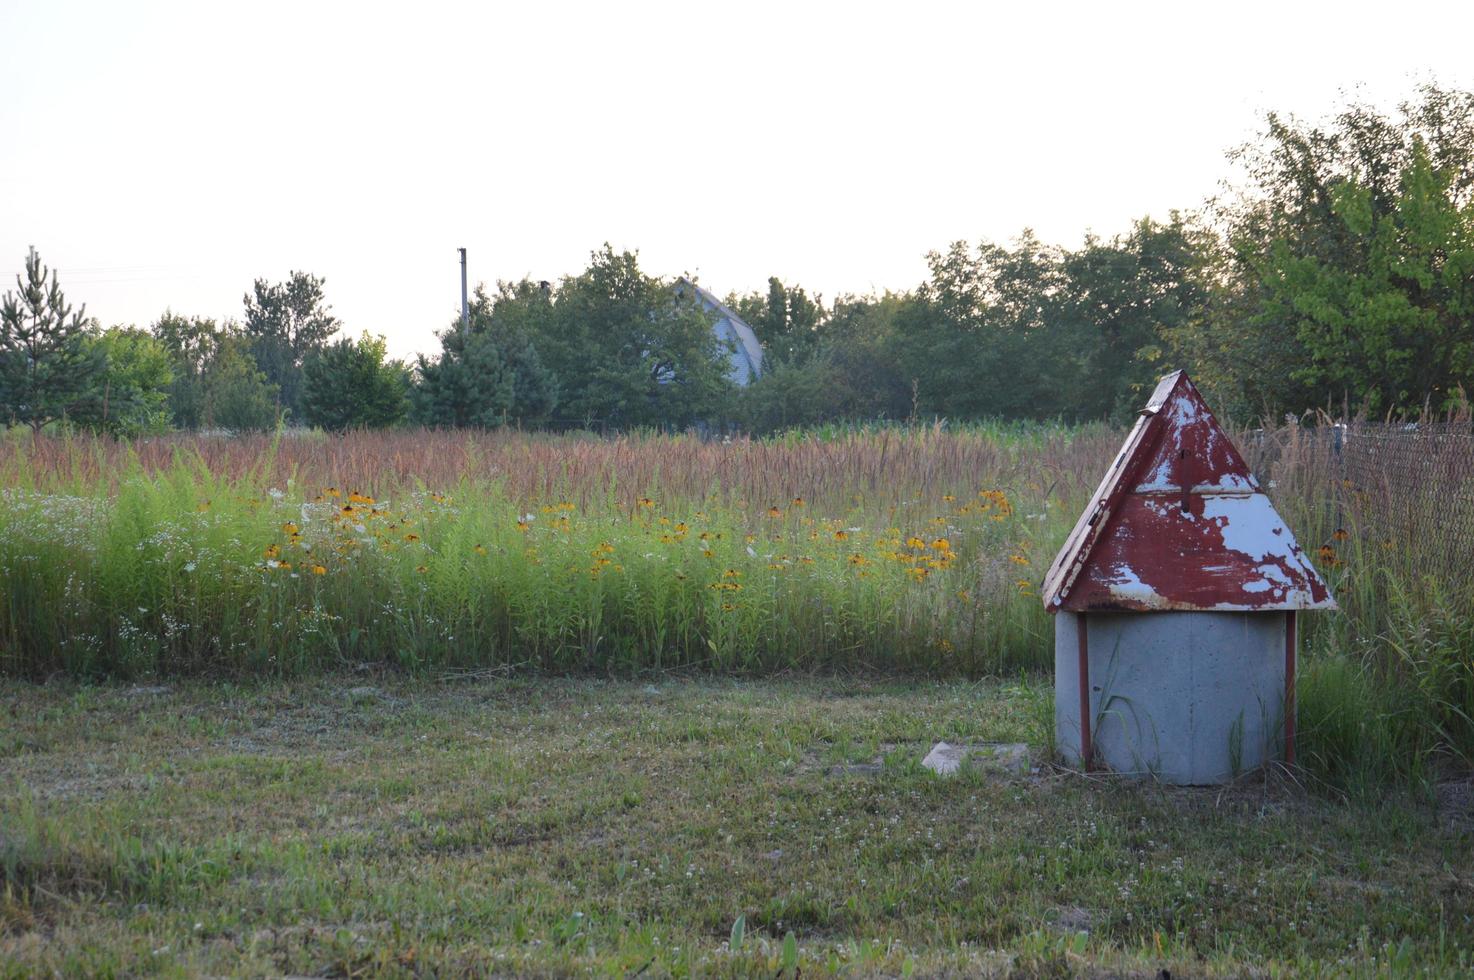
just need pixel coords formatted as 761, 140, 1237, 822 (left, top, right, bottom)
1240, 421, 1474, 595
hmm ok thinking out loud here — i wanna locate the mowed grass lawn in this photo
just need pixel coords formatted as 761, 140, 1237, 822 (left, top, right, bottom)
3, 677, 1470, 978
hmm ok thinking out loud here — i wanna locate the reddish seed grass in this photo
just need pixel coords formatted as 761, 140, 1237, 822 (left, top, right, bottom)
0, 426, 1124, 520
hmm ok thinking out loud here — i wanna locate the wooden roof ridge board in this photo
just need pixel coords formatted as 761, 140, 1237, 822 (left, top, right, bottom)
1041, 370, 1336, 613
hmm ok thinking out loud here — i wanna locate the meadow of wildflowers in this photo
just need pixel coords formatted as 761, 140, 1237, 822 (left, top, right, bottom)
1, 423, 1468, 785
0, 425, 1110, 679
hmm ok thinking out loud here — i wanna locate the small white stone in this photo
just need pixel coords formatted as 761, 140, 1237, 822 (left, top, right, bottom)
923, 741, 1030, 776
922, 741, 965, 775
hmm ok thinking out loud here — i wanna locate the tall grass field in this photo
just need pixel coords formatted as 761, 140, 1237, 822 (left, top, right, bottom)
1, 423, 1470, 787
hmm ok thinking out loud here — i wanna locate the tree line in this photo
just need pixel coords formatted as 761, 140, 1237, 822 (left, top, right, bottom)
4, 85, 1472, 436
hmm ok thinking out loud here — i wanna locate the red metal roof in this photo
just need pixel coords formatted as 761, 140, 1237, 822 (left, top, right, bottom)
1042, 371, 1336, 613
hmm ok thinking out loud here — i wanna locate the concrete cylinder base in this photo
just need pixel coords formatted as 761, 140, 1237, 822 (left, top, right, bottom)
1055, 610, 1287, 784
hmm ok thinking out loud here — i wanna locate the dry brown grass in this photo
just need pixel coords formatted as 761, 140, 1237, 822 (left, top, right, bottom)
0, 424, 1122, 518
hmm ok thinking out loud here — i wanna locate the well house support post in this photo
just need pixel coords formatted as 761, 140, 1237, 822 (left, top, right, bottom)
1285, 610, 1297, 766
1077, 612, 1092, 771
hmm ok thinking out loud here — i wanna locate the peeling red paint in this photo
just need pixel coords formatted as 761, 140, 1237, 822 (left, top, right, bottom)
1043, 371, 1335, 613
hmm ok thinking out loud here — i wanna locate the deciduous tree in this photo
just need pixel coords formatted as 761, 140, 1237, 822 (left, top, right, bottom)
242, 271, 340, 417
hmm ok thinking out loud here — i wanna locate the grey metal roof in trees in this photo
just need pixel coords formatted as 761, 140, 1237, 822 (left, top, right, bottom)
676, 278, 765, 386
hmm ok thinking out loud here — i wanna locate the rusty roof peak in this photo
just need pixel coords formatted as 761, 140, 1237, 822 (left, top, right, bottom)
1041, 370, 1335, 614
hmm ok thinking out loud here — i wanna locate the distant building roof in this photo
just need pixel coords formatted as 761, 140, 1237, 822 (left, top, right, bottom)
676, 278, 764, 386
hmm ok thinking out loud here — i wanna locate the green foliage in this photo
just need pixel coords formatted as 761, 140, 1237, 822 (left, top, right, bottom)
202, 335, 280, 432
1059, 216, 1211, 418
910, 233, 1072, 419
740, 294, 919, 433
739, 88, 1474, 427
242, 271, 340, 417
0, 248, 104, 432
412, 284, 558, 428
301, 333, 409, 431
1255, 142, 1474, 413
537, 246, 734, 429
1211, 83, 1474, 416
729, 277, 823, 365
76, 327, 175, 437
152, 311, 224, 429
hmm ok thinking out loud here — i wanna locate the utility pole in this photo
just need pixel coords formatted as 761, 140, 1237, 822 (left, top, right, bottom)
458, 247, 469, 330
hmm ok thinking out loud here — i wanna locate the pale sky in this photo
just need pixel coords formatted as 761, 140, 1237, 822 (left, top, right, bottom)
3, 1, 1472, 360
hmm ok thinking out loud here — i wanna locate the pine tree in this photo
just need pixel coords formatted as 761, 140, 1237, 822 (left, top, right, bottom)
0, 247, 104, 431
